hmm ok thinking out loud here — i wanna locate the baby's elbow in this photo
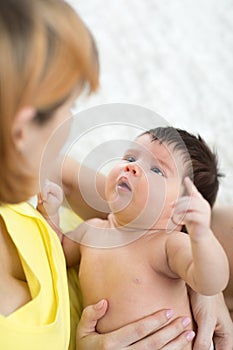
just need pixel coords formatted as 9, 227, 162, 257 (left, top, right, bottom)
198, 287, 224, 296
197, 273, 229, 296
221, 264, 230, 292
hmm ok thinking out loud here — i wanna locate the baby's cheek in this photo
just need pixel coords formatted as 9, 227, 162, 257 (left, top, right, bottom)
105, 172, 117, 199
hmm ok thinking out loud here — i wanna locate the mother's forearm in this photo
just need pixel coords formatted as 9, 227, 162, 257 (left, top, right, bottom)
62, 156, 109, 220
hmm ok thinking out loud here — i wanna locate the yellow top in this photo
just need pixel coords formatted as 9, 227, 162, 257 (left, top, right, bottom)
0, 202, 70, 350
60, 206, 83, 350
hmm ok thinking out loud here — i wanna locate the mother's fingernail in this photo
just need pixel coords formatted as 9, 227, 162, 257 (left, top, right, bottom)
94, 299, 105, 310
166, 309, 174, 319
182, 317, 191, 327
185, 331, 195, 341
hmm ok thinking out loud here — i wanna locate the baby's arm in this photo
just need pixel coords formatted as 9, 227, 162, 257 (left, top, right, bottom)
166, 177, 229, 295
37, 180, 83, 266
37, 179, 64, 241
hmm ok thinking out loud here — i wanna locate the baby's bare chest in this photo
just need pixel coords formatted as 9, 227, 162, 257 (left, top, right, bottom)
79, 241, 185, 305
80, 247, 149, 289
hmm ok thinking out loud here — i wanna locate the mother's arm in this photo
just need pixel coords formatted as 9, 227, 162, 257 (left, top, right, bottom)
61, 156, 108, 220
211, 206, 233, 320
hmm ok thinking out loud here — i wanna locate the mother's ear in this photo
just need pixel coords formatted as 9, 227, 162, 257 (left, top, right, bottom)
12, 106, 36, 151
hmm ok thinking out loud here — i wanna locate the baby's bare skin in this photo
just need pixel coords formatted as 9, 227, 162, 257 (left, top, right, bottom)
78, 221, 193, 338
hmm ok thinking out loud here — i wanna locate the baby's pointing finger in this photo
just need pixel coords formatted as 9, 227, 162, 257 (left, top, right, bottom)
170, 196, 191, 211
184, 177, 201, 197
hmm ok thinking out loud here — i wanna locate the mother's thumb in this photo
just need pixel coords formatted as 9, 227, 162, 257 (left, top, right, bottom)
77, 300, 108, 338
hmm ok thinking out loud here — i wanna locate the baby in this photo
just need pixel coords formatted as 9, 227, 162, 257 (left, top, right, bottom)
38, 127, 229, 348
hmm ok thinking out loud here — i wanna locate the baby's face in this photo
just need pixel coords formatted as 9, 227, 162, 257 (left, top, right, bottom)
105, 133, 185, 229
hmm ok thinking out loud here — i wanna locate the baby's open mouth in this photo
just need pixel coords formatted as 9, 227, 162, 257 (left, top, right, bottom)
117, 178, 131, 191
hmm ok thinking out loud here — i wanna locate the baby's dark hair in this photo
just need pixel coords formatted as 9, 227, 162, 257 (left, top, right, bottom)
141, 126, 223, 207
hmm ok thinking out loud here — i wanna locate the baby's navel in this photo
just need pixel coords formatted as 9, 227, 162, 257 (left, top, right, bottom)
134, 277, 142, 284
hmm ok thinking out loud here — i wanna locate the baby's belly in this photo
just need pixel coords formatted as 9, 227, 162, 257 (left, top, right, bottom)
96, 280, 192, 335
79, 254, 193, 335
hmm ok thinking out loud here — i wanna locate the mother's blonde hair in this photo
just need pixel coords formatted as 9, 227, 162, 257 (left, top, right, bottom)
0, 0, 99, 203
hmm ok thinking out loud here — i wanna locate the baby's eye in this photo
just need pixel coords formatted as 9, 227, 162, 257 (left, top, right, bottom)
124, 156, 136, 163
151, 167, 164, 176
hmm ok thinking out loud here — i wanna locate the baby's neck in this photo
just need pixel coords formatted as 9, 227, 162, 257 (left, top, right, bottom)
108, 212, 182, 234
108, 213, 161, 232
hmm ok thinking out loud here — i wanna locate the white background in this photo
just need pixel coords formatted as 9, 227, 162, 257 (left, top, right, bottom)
67, 0, 233, 204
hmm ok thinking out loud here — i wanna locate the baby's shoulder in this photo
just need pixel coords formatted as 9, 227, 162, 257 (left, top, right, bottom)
166, 230, 189, 240
165, 230, 190, 252
147, 230, 189, 254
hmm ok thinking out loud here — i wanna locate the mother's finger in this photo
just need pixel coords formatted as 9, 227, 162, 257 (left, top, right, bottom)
108, 309, 174, 347
161, 331, 196, 350
77, 299, 108, 338
130, 317, 195, 350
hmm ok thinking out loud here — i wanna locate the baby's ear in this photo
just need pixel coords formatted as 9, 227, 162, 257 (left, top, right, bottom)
12, 106, 36, 151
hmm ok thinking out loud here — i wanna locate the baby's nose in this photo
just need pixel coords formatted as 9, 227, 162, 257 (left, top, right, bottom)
124, 162, 141, 176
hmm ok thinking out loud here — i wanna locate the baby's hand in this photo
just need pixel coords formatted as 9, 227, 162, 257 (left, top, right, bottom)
172, 177, 211, 238
37, 180, 63, 218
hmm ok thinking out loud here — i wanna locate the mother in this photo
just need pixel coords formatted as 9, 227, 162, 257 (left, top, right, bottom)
0, 0, 231, 349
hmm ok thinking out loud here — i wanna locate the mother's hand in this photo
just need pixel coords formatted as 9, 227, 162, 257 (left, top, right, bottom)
189, 288, 233, 350
76, 300, 195, 350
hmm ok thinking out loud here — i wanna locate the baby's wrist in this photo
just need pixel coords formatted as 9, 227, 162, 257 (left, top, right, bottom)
43, 211, 60, 220
189, 226, 213, 241
46, 216, 64, 243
